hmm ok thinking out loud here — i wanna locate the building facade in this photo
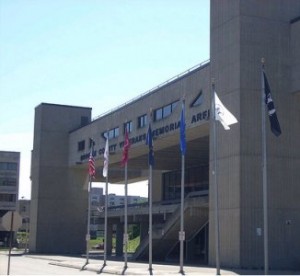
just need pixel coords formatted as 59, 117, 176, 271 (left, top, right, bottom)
89, 188, 147, 238
29, 0, 300, 270
0, 151, 20, 245
18, 199, 30, 232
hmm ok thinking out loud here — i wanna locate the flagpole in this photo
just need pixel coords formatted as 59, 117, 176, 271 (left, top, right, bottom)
84, 140, 96, 267
179, 99, 186, 274
212, 81, 221, 275
121, 128, 129, 270
104, 175, 108, 266
179, 153, 185, 274
261, 58, 269, 275
124, 162, 128, 269
146, 113, 154, 272
85, 176, 92, 265
148, 163, 153, 271
103, 137, 109, 267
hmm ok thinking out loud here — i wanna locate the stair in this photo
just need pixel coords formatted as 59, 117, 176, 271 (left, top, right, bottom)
133, 191, 208, 261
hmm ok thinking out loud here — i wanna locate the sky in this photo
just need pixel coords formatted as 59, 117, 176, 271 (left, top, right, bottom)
0, 0, 210, 199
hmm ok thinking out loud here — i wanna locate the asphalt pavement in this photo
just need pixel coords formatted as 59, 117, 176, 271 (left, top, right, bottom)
24, 253, 300, 275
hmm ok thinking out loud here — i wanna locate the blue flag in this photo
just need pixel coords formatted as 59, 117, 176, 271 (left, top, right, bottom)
180, 100, 186, 155
146, 123, 154, 166
263, 71, 282, 137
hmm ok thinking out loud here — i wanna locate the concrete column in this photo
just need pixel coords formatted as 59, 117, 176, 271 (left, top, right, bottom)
115, 223, 124, 257
140, 221, 149, 241
106, 223, 113, 256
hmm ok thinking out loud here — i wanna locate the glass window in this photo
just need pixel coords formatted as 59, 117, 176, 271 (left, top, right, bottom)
104, 127, 119, 140
124, 121, 133, 133
171, 101, 179, 111
0, 193, 16, 202
0, 162, 18, 171
138, 114, 147, 128
108, 129, 115, 139
190, 91, 203, 107
154, 100, 179, 122
163, 105, 172, 117
162, 166, 209, 201
0, 178, 17, 186
89, 139, 95, 149
78, 140, 85, 151
154, 108, 163, 121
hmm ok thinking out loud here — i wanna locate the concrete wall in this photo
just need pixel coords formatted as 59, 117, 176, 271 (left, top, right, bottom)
291, 19, 300, 94
29, 103, 91, 253
209, 0, 300, 269
69, 63, 211, 184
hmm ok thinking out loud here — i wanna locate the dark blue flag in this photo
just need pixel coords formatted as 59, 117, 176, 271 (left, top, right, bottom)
146, 123, 154, 166
263, 71, 282, 137
180, 100, 186, 155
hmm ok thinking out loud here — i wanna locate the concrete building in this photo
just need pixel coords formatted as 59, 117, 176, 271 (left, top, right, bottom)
18, 199, 30, 232
29, 0, 300, 270
90, 188, 147, 238
0, 151, 20, 245
106, 193, 147, 207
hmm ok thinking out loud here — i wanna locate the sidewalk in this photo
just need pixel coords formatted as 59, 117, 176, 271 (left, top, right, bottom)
47, 257, 238, 275
23, 253, 300, 275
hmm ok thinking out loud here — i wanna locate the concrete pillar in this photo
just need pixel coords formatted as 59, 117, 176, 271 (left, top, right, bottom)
140, 221, 149, 241
115, 223, 124, 257
106, 223, 113, 256
29, 103, 91, 254
210, 0, 300, 269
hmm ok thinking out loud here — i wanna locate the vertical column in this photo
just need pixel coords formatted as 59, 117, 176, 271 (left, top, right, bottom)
115, 223, 124, 257
139, 221, 149, 241
106, 223, 113, 256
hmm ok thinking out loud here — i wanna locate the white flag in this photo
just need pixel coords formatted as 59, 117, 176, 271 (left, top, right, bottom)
103, 138, 109, 177
214, 92, 238, 130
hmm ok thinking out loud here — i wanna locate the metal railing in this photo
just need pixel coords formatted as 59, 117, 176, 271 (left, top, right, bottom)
133, 190, 208, 260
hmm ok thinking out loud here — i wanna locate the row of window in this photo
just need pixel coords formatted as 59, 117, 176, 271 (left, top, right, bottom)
77, 100, 181, 151
0, 193, 17, 202
0, 177, 17, 186
163, 165, 209, 201
78, 138, 95, 152
102, 116, 144, 140
0, 162, 18, 171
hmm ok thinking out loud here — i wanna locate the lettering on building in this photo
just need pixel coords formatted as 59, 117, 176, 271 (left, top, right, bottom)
79, 108, 210, 161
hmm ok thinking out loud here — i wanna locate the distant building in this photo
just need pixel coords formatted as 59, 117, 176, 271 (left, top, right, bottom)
18, 199, 30, 232
90, 187, 147, 238
0, 151, 20, 245
107, 193, 147, 207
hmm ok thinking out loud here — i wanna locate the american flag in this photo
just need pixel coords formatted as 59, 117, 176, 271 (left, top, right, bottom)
89, 150, 95, 178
